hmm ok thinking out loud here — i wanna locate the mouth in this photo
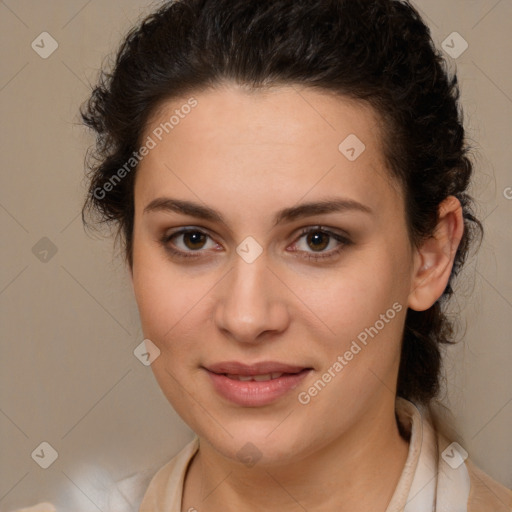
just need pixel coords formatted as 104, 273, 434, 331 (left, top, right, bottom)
205, 360, 311, 375
222, 371, 296, 381
203, 361, 313, 406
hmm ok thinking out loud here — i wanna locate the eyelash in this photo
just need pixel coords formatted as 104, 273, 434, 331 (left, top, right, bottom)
160, 226, 352, 262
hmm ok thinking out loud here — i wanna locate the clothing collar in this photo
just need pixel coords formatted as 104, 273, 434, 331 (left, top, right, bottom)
387, 397, 470, 511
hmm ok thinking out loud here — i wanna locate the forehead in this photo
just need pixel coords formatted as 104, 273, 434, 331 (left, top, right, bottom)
135, 84, 401, 220
145, 83, 385, 152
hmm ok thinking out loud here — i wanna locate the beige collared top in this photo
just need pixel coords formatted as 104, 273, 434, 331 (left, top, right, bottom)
138, 397, 512, 512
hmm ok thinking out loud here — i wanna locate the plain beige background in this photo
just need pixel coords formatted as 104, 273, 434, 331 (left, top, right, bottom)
1, 0, 511, 510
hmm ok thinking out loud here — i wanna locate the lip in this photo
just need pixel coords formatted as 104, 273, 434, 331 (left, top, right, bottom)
205, 361, 308, 375
203, 361, 312, 407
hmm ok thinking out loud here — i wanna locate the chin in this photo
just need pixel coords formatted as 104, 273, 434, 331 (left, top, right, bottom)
195, 414, 317, 468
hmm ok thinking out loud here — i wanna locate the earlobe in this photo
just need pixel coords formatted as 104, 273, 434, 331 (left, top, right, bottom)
408, 196, 464, 312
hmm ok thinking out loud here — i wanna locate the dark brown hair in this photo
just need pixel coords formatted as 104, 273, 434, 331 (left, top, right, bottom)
81, 0, 482, 406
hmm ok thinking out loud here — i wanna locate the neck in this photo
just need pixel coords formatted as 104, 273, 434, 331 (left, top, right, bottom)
182, 398, 410, 512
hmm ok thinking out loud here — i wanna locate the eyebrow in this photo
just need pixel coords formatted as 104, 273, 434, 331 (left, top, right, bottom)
143, 196, 373, 228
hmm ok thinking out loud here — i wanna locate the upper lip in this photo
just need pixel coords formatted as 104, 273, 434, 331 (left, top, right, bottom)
204, 361, 309, 375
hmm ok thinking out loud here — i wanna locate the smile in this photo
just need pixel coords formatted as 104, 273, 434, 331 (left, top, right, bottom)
204, 363, 312, 407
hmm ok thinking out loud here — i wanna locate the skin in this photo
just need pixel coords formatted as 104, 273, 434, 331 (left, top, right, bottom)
130, 82, 464, 511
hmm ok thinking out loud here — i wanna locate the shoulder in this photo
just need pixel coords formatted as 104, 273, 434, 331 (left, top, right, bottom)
398, 397, 511, 511
139, 436, 200, 511
465, 458, 512, 512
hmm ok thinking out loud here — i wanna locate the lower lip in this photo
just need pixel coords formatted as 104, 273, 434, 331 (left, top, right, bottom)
205, 368, 312, 407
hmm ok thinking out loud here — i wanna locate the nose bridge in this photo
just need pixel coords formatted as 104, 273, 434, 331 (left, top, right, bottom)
215, 249, 288, 343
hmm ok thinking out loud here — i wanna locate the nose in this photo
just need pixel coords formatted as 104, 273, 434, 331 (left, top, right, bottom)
214, 252, 290, 345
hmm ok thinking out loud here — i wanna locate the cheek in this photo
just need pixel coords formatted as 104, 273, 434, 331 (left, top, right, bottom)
305, 256, 405, 334
296, 260, 407, 414
131, 245, 217, 364
300, 244, 411, 382
131, 258, 206, 408
133, 269, 194, 344
132, 243, 184, 343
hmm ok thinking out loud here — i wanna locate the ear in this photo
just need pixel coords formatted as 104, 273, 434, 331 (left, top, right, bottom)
408, 196, 464, 311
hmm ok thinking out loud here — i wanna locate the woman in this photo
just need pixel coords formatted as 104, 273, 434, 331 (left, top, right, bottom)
14, 0, 511, 510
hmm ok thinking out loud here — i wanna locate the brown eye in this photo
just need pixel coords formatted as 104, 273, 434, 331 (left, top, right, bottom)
305, 231, 330, 252
160, 228, 217, 259
181, 231, 208, 250
292, 227, 352, 262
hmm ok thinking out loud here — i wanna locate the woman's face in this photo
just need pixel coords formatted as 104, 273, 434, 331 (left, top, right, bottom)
131, 84, 417, 465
